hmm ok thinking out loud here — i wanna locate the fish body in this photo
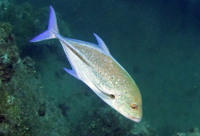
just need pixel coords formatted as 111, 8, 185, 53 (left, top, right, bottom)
30, 6, 142, 122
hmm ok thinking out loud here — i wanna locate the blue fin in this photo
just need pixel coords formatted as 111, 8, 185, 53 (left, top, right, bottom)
63, 67, 80, 80
93, 33, 110, 54
30, 6, 59, 42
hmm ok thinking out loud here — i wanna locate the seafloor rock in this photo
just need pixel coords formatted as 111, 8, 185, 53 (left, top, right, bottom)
0, 2, 72, 50
0, 22, 69, 135
0, 3, 158, 136
0, 22, 19, 82
173, 127, 200, 136
0, 0, 10, 12
67, 106, 156, 136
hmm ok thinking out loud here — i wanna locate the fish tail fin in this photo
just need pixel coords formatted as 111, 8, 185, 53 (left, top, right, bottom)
30, 6, 59, 42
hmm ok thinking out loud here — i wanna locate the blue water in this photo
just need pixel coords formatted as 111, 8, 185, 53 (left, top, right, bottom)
2, 0, 200, 135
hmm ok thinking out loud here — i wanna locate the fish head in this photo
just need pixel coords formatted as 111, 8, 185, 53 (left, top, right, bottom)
115, 87, 142, 122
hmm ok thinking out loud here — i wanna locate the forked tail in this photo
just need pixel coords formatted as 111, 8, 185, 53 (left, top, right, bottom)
30, 6, 59, 42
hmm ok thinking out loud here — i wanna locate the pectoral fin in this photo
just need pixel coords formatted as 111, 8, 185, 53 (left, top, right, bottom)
93, 83, 115, 100
63, 67, 80, 80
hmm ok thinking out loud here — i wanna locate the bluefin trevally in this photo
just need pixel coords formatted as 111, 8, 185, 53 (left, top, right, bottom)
30, 6, 142, 122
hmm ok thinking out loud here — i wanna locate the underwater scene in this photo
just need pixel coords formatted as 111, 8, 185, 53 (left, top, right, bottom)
0, 0, 200, 135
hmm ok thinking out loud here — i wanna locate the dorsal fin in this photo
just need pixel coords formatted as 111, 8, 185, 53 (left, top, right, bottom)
93, 33, 110, 54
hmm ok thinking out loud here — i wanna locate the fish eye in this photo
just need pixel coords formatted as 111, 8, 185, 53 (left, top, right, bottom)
130, 103, 138, 110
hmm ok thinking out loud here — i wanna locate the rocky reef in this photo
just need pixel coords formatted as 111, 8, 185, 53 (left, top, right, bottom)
0, 17, 69, 136
0, 3, 158, 135
0, 2, 72, 50
2, 2, 195, 136
173, 128, 200, 136
0, 0, 10, 12
0, 22, 19, 82
67, 110, 156, 136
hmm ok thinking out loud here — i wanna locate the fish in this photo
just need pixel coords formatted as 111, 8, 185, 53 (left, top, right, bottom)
30, 6, 142, 122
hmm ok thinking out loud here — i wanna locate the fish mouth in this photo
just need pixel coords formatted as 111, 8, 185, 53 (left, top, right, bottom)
127, 114, 141, 122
